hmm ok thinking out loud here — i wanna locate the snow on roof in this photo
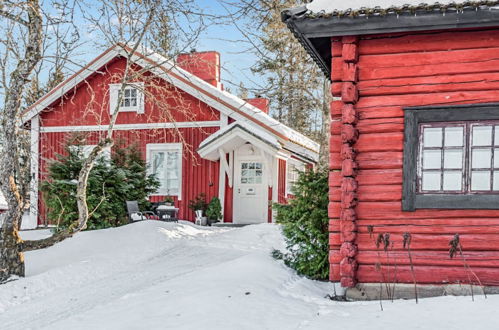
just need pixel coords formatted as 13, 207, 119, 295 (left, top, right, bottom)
24, 44, 319, 158
307, 0, 498, 16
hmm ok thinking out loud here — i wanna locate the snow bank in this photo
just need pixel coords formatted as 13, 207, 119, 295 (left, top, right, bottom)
0, 221, 498, 329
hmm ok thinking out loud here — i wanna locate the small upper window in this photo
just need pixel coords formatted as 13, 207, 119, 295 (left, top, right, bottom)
286, 160, 305, 195
109, 83, 144, 114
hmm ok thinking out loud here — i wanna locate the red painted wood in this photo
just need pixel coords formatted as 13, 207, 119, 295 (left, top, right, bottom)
359, 28, 499, 55
278, 159, 287, 204
38, 127, 220, 224
329, 29, 499, 285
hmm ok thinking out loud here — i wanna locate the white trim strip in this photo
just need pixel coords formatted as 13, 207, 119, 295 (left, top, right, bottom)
40, 121, 220, 133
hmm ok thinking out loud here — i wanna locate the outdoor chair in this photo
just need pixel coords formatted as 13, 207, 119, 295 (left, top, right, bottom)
126, 201, 159, 222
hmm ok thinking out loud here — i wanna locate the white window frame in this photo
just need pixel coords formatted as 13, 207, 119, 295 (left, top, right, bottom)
286, 158, 305, 195
146, 143, 183, 199
109, 82, 145, 114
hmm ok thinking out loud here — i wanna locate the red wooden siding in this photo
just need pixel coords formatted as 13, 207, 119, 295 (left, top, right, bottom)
278, 159, 287, 204
329, 28, 499, 286
38, 127, 219, 224
40, 57, 220, 128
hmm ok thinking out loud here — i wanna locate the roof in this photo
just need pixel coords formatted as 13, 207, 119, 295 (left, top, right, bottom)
306, 0, 499, 17
23, 44, 319, 161
282, 0, 499, 77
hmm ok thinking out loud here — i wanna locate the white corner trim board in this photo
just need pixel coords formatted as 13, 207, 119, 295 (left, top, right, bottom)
39, 121, 220, 133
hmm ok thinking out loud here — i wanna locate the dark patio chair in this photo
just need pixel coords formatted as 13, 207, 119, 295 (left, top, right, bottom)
126, 201, 159, 222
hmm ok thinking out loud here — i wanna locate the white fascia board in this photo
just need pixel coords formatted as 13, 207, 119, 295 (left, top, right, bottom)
22, 46, 121, 123
130, 49, 320, 154
198, 126, 280, 161
39, 121, 220, 133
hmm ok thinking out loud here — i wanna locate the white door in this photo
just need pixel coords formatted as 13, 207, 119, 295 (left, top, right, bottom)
233, 159, 268, 224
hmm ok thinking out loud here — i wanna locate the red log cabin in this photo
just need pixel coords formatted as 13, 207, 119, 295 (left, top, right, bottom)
284, 0, 499, 295
22, 45, 319, 227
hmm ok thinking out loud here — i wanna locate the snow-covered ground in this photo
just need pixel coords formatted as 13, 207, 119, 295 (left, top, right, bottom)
0, 221, 497, 329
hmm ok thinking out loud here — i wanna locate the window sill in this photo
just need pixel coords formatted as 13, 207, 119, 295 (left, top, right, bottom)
409, 194, 499, 210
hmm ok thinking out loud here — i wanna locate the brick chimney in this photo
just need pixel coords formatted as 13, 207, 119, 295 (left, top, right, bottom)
176, 51, 221, 88
245, 97, 269, 114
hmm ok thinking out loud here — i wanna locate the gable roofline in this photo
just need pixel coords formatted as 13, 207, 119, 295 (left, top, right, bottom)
282, 1, 499, 78
23, 44, 319, 156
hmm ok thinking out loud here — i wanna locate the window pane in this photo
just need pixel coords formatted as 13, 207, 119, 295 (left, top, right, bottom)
422, 171, 441, 191
472, 148, 492, 169
444, 127, 463, 147
423, 127, 442, 147
472, 126, 492, 146
422, 150, 441, 169
494, 172, 499, 191
471, 171, 491, 190
130, 89, 137, 97
495, 127, 499, 146
130, 98, 137, 107
242, 163, 248, 169
124, 99, 130, 107
124, 89, 130, 97
443, 171, 462, 191
443, 149, 463, 169
495, 148, 499, 168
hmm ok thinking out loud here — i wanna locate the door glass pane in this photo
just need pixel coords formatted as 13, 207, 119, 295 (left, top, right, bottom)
472, 126, 492, 146
422, 150, 441, 169
471, 171, 491, 190
495, 127, 499, 146
472, 148, 492, 169
495, 149, 499, 168
422, 171, 441, 191
444, 127, 464, 147
443, 171, 462, 191
443, 149, 463, 169
240, 162, 263, 184
423, 127, 442, 147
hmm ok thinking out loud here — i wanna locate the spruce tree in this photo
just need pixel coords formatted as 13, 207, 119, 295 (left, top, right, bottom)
273, 169, 329, 280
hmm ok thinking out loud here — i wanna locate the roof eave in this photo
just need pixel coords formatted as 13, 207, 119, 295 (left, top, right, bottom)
283, 6, 499, 79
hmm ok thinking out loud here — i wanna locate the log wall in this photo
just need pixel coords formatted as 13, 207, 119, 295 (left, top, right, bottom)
329, 28, 499, 286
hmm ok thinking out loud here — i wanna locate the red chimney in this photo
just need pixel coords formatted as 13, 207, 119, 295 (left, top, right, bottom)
245, 97, 269, 114
176, 51, 221, 88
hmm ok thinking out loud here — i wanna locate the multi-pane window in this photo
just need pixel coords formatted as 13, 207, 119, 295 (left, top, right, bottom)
109, 83, 144, 114
418, 122, 499, 194
240, 162, 263, 184
147, 144, 182, 197
121, 87, 138, 108
286, 161, 304, 194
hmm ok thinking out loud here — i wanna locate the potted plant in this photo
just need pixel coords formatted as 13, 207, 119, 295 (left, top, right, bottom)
188, 193, 207, 225
206, 197, 222, 225
163, 197, 174, 207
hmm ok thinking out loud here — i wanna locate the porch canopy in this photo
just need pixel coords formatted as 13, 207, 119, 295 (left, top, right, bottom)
197, 122, 282, 162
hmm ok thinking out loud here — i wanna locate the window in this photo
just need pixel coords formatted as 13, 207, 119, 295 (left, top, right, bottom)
240, 162, 263, 184
147, 143, 182, 197
403, 103, 499, 210
109, 83, 144, 114
286, 160, 305, 195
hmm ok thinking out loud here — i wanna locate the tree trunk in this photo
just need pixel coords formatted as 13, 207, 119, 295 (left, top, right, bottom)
0, 225, 24, 282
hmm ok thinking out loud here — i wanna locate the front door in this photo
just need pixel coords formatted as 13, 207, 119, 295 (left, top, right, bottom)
233, 159, 268, 224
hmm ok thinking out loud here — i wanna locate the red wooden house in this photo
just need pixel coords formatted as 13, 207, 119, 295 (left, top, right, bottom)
22, 45, 319, 227
284, 0, 499, 296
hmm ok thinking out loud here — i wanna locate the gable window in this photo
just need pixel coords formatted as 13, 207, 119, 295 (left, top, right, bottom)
109, 83, 144, 114
147, 143, 182, 198
403, 104, 499, 210
286, 159, 305, 195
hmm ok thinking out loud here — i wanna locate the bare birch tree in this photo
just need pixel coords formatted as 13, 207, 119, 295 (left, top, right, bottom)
0, 0, 210, 283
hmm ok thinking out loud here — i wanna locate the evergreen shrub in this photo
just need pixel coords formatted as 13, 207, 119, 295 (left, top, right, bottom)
273, 169, 329, 280
41, 143, 159, 230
